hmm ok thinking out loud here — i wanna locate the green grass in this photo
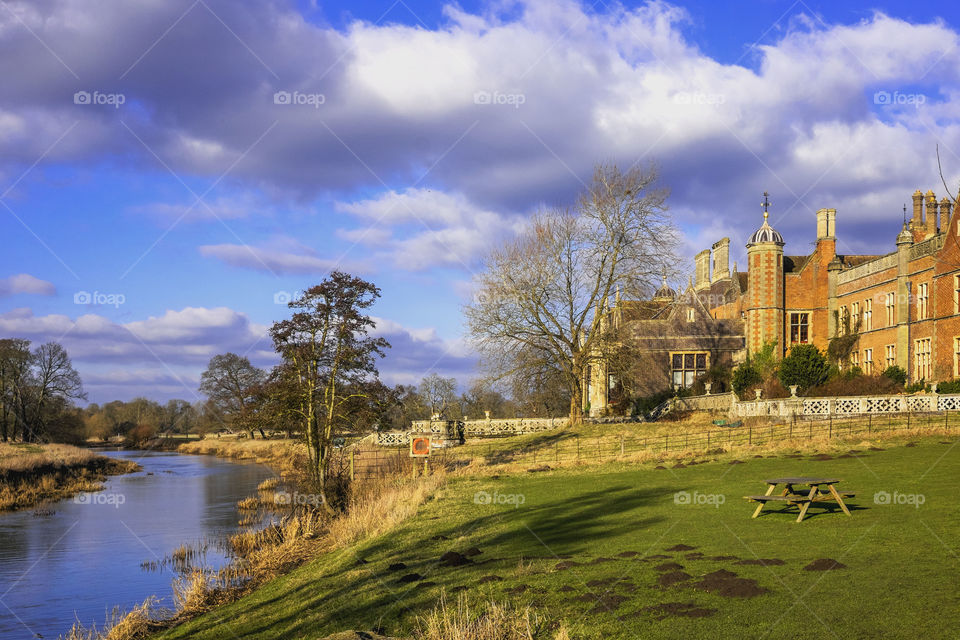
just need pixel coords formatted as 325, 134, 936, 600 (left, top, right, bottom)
159, 436, 960, 639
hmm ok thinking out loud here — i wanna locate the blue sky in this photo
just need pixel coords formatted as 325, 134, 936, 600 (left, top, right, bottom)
2, 0, 960, 403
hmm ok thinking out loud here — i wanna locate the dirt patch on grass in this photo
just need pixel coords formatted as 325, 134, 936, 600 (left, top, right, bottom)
558, 585, 576, 592
477, 575, 503, 583
672, 462, 686, 469
586, 578, 617, 587
462, 547, 483, 557
868, 446, 885, 451
804, 558, 847, 571
684, 552, 704, 560
656, 571, 693, 587
654, 465, 667, 470
735, 558, 785, 566
397, 573, 422, 583
386, 562, 407, 571
654, 562, 684, 572
707, 555, 739, 561
590, 557, 614, 564
691, 569, 768, 598
810, 454, 834, 461
554, 560, 581, 570
617, 551, 640, 558
439, 551, 472, 567
571, 593, 630, 614
666, 544, 696, 551
728, 460, 744, 465
624, 602, 717, 620
641, 554, 673, 562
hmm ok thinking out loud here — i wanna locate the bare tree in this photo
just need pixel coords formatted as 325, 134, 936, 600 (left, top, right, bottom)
418, 373, 458, 417
464, 163, 678, 421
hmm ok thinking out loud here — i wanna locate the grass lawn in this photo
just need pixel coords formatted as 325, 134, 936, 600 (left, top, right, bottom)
160, 436, 960, 639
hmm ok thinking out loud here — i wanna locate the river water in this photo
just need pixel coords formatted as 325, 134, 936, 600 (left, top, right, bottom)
0, 449, 274, 639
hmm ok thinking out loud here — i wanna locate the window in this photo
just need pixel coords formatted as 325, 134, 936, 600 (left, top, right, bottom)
838, 306, 848, 335
955, 338, 960, 378
851, 302, 860, 330
863, 299, 872, 331
918, 283, 929, 320
864, 348, 873, 374
790, 312, 809, 344
851, 351, 859, 368
886, 344, 896, 368
686, 308, 695, 323
607, 373, 617, 404
955, 276, 960, 314
915, 338, 932, 381
671, 352, 708, 389
886, 293, 896, 326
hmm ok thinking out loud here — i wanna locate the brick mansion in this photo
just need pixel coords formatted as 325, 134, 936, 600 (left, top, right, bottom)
586, 188, 960, 415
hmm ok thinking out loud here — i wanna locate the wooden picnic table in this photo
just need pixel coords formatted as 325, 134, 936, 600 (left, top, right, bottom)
744, 477, 854, 523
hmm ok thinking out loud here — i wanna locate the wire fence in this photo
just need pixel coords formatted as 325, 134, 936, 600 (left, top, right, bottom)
350, 410, 960, 475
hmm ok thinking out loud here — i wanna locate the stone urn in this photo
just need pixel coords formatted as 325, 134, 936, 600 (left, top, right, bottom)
754, 388, 763, 400
704, 383, 712, 395
789, 385, 798, 397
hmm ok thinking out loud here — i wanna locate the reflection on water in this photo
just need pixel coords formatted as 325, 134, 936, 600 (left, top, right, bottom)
0, 449, 273, 639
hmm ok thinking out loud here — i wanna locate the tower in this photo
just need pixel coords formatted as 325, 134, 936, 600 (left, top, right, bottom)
746, 192, 785, 356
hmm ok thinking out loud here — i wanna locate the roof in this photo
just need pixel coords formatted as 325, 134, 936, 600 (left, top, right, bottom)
783, 255, 810, 273
837, 255, 882, 268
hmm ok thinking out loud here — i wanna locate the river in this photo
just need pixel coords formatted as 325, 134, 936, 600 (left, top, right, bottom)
0, 449, 274, 639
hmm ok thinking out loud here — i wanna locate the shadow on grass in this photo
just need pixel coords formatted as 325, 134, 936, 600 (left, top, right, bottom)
172, 483, 682, 640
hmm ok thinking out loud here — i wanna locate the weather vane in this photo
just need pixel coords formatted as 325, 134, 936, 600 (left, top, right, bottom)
762, 191, 770, 221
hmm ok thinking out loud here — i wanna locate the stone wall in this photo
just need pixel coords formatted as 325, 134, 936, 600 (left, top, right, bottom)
730, 393, 960, 419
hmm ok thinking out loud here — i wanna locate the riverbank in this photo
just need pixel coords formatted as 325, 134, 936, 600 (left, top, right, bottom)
176, 437, 306, 478
0, 443, 141, 511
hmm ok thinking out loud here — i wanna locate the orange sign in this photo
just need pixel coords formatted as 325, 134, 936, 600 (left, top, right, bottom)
410, 436, 431, 457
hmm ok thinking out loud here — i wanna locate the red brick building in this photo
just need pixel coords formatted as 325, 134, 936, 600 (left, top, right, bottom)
587, 189, 960, 415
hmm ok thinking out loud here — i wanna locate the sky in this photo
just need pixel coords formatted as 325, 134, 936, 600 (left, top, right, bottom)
2, 0, 960, 404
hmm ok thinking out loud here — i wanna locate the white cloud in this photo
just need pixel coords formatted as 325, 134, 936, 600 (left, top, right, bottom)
0, 274, 56, 296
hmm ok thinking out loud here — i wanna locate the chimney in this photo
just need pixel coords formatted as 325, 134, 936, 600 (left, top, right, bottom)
816, 208, 837, 240
926, 190, 938, 237
711, 238, 730, 282
942, 197, 955, 232
912, 189, 924, 230
694, 249, 711, 290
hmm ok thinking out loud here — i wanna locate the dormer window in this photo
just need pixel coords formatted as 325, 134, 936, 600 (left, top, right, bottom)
686, 308, 695, 322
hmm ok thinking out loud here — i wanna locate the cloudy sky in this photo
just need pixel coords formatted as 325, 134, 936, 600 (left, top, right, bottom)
2, 0, 959, 403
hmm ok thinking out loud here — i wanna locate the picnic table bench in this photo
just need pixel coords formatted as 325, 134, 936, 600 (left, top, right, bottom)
711, 419, 743, 428
744, 477, 855, 523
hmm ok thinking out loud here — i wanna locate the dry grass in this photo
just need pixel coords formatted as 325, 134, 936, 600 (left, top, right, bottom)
0, 443, 139, 511
416, 594, 568, 640
62, 598, 165, 640
177, 438, 306, 479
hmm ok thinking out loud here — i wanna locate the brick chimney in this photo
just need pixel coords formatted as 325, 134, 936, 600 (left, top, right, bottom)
926, 190, 938, 237
711, 238, 730, 282
941, 197, 953, 233
911, 189, 925, 242
694, 249, 711, 291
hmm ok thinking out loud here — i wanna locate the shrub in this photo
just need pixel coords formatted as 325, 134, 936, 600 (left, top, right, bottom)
883, 365, 907, 386
937, 379, 960, 394
732, 362, 762, 399
807, 374, 902, 397
632, 388, 675, 417
778, 344, 829, 393
905, 379, 931, 393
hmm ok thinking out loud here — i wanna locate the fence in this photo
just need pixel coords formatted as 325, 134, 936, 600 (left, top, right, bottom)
732, 393, 960, 419
436, 410, 959, 468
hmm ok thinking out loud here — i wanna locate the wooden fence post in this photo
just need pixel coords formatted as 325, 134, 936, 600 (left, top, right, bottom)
350, 450, 355, 482
577, 436, 580, 460
620, 434, 625, 457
